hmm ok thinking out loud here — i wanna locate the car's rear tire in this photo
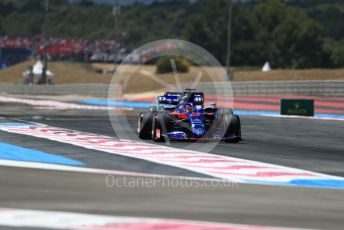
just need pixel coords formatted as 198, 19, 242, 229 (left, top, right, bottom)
223, 114, 241, 143
138, 111, 155, 139
218, 108, 233, 115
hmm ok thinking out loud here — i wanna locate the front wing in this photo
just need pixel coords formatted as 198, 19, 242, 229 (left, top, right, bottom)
162, 131, 240, 141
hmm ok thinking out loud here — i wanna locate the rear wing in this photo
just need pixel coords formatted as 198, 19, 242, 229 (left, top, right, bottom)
157, 92, 182, 106
179, 92, 204, 106
192, 93, 204, 105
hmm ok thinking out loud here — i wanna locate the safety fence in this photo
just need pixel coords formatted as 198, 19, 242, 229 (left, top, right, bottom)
1, 80, 344, 97
188, 80, 344, 96
0, 83, 109, 98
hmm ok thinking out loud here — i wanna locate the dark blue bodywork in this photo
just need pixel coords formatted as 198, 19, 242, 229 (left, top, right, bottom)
157, 92, 214, 139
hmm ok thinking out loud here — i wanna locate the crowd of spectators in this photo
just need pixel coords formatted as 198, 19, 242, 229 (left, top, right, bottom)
0, 36, 121, 62
0, 36, 177, 66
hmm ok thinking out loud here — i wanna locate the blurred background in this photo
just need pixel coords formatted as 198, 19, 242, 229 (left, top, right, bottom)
0, 0, 343, 86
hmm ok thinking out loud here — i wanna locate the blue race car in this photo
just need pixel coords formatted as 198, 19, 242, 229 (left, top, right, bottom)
137, 89, 241, 143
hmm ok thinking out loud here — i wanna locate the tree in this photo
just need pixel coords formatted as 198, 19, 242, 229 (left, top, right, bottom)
183, 0, 228, 65
305, 3, 344, 40
324, 38, 344, 67
78, 0, 94, 7
231, 4, 257, 66
251, 0, 324, 68
331, 41, 344, 67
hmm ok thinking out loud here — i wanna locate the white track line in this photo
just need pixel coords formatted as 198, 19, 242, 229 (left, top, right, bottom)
0, 208, 314, 230
0, 159, 233, 183
0, 122, 343, 188
0, 96, 132, 111
0, 159, 150, 177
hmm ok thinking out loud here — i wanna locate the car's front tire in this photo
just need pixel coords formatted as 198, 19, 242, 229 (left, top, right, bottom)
138, 111, 155, 139
152, 113, 172, 142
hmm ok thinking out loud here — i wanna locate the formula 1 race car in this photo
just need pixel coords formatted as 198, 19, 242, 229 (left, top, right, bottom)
137, 89, 241, 143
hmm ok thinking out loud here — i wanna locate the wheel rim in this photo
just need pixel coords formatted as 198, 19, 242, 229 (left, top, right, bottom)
152, 117, 156, 139
137, 117, 141, 134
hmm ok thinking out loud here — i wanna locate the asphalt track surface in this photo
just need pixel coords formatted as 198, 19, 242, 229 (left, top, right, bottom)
3, 113, 343, 177
1, 166, 344, 230
0, 109, 344, 229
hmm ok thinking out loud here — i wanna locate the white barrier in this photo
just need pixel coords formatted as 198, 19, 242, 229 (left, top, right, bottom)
1, 80, 344, 97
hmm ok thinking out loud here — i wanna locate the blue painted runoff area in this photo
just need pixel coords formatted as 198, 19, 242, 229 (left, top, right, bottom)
80, 99, 153, 108
313, 113, 344, 119
235, 110, 344, 119
235, 110, 280, 116
0, 142, 84, 166
80, 99, 344, 119
0, 123, 34, 127
244, 178, 344, 189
